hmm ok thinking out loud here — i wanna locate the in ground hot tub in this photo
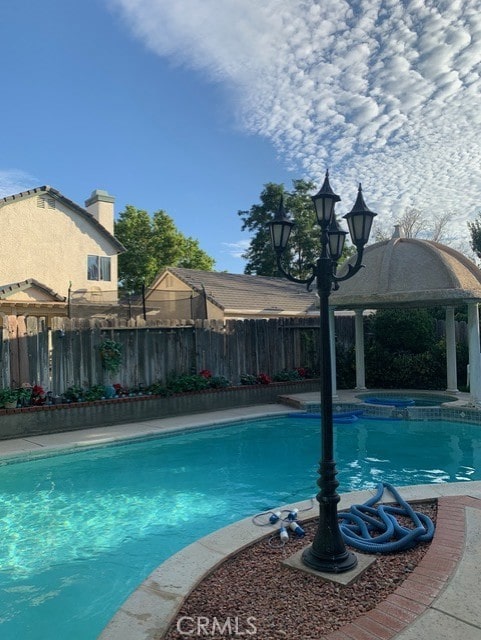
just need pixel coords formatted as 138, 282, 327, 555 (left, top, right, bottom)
357, 392, 459, 408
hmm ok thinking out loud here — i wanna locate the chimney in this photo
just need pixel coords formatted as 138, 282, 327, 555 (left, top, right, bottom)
391, 224, 405, 239
85, 189, 115, 234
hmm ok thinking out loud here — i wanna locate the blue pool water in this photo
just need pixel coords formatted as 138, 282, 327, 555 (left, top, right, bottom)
1, 415, 481, 639
359, 392, 459, 407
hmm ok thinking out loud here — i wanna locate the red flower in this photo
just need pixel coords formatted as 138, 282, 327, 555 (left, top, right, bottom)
31, 385, 45, 405
199, 369, 212, 379
256, 373, 272, 385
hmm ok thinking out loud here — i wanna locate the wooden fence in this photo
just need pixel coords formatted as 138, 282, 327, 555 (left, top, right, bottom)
1, 315, 469, 395
3, 316, 323, 394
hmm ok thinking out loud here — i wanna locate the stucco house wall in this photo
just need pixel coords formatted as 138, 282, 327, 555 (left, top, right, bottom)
0, 187, 124, 303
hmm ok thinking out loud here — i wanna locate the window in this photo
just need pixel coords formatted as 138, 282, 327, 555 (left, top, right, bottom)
100, 256, 111, 281
88, 255, 111, 281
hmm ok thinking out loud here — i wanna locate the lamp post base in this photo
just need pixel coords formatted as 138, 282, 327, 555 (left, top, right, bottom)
301, 545, 358, 574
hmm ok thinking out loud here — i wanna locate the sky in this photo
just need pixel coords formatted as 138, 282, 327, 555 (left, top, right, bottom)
2, 0, 481, 273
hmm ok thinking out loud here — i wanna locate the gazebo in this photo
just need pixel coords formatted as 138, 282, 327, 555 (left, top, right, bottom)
330, 226, 481, 404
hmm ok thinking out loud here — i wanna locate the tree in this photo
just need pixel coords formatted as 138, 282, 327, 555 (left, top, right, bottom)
178, 237, 216, 270
115, 206, 158, 294
238, 179, 353, 278
115, 206, 215, 293
468, 215, 481, 261
238, 182, 285, 276
375, 207, 452, 243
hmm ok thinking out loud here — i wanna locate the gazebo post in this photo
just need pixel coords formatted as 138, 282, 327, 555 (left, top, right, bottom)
445, 306, 458, 393
468, 303, 481, 404
354, 308, 366, 390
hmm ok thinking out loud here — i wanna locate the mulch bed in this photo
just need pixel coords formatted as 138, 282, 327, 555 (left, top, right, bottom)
162, 501, 436, 640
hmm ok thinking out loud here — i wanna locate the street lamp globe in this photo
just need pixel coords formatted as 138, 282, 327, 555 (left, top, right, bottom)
311, 170, 341, 228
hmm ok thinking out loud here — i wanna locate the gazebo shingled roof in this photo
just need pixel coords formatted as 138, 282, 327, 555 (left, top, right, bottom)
330, 236, 481, 309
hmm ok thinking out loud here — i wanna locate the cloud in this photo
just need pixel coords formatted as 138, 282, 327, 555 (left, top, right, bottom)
0, 169, 37, 197
222, 239, 251, 259
109, 0, 481, 241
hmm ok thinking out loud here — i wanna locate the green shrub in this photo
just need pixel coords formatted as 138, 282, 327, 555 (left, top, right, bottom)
208, 376, 231, 389
272, 369, 302, 382
335, 343, 356, 389
83, 384, 106, 401
369, 308, 435, 354
166, 373, 210, 393
0, 388, 19, 406
63, 385, 84, 402
98, 339, 123, 374
147, 381, 172, 396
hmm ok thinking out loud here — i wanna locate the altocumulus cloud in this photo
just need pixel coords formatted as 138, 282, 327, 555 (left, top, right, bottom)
109, 0, 481, 240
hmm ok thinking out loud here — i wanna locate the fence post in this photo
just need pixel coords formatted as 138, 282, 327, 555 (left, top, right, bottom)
0, 315, 10, 388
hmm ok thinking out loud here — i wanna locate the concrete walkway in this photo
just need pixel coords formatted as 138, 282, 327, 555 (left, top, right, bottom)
1, 396, 480, 640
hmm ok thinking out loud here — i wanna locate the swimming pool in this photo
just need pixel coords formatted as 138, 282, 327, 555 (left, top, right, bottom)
1, 414, 480, 639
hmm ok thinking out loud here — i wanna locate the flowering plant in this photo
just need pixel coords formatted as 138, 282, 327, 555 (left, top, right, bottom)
113, 383, 129, 396
31, 384, 46, 405
256, 373, 272, 385
199, 369, 212, 379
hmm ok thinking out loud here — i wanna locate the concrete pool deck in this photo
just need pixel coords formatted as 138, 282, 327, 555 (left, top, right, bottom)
1, 391, 480, 640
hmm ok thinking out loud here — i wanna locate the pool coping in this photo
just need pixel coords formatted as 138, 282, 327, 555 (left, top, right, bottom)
98, 482, 481, 640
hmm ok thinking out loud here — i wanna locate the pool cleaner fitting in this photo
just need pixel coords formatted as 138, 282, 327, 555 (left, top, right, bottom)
289, 521, 305, 537
279, 523, 289, 544
269, 510, 282, 524
287, 508, 298, 521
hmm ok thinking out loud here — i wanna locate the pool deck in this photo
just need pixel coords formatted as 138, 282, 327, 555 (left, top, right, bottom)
1, 391, 480, 640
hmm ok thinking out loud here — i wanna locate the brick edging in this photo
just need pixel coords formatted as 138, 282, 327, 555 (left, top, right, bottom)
325, 495, 480, 640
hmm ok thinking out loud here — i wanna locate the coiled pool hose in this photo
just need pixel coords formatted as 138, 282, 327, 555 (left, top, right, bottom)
338, 482, 435, 553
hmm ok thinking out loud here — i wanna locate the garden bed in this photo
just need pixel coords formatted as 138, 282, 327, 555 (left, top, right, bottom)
0, 379, 320, 440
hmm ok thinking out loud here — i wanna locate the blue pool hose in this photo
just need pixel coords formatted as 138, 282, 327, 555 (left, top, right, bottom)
252, 483, 434, 552
338, 482, 435, 553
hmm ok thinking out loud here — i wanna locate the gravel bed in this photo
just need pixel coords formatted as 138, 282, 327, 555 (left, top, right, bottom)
162, 501, 436, 640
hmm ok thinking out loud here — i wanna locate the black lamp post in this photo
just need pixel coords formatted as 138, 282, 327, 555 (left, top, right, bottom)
268, 171, 376, 573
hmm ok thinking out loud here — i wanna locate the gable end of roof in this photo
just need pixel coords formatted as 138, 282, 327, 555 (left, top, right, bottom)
0, 186, 126, 253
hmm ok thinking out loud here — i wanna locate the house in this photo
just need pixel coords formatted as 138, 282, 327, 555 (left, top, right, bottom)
0, 186, 125, 321
144, 267, 320, 320
0, 279, 67, 319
